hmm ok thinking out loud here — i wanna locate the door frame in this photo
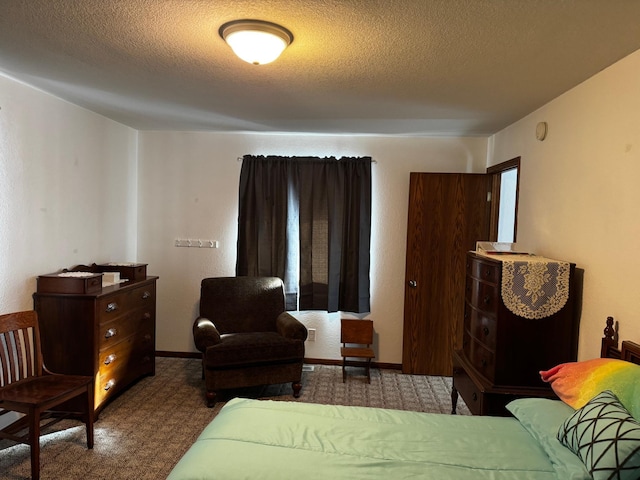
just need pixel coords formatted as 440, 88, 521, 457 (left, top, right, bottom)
487, 157, 521, 242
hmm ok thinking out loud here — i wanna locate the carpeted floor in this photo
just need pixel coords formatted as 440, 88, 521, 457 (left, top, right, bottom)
0, 357, 469, 479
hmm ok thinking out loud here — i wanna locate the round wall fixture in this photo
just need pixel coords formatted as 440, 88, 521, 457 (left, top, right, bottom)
536, 121, 548, 141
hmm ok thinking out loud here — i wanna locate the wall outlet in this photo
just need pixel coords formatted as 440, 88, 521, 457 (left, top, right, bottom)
307, 328, 316, 342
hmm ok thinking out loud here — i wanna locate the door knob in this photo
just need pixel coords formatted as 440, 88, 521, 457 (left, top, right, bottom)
408, 280, 417, 288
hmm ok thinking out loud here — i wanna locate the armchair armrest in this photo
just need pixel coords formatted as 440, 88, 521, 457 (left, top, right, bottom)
193, 316, 221, 352
276, 312, 308, 341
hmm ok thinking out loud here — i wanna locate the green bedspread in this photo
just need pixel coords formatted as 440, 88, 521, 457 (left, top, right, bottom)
167, 397, 590, 479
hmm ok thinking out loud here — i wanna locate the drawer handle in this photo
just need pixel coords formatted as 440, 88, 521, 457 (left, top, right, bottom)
483, 296, 491, 305
472, 392, 478, 401
105, 302, 119, 313
481, 358, 487, 367
142, 291, 151, 299
484, 270, 491, 278
143, 333, 152, 342
104, 379, 116, 391
104, 354, 117, 365
143, 312, 151, 320
105, 328, 117, 339
483, 327, 490, 336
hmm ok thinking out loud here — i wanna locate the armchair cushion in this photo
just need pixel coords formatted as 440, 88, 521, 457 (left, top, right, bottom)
204, 332, 304, 368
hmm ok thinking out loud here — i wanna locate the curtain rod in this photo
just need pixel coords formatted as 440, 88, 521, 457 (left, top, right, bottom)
237, 156, 376, 163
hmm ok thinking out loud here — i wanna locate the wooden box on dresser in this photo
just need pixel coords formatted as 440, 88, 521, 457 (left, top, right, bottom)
33, 275, 158, 418
452, 251, 579, 416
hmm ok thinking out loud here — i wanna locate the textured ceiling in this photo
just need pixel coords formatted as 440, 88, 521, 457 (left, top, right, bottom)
1, 0, 640, 135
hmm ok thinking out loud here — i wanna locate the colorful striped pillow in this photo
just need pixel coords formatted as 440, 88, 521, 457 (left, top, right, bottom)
540, 358, 640, 421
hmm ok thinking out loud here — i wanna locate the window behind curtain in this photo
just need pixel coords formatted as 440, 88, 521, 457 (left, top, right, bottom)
236, 155, 372, 313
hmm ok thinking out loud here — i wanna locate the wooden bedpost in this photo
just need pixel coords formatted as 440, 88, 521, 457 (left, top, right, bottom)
601, 316, 620, 359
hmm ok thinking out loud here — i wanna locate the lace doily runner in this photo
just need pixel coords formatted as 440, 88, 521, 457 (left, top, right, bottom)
500, 255, 571, 319
57, 271, 96, 277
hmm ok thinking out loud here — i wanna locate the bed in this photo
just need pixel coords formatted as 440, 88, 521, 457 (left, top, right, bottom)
168, 321, 640, 480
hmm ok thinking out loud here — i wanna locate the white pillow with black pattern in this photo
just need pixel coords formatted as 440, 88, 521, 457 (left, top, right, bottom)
557, 389, 640, 480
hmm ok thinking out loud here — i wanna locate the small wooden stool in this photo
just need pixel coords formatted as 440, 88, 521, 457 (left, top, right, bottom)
340, 319, 375, 383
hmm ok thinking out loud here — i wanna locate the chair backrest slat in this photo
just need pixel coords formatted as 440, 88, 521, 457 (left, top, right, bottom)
0, 311, 43, 387
0, 332, 11, 386
341, 319, 374, 346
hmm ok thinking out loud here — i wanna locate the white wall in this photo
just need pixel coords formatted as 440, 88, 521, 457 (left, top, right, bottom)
0, 75, 138, 429
137, 132, 488, 363
0, 75, 138, 313
488, 49, 640, 360
7, 45, 638, 368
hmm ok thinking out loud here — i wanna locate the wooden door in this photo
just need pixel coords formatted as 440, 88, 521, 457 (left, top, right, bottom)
402, 173, 490, 375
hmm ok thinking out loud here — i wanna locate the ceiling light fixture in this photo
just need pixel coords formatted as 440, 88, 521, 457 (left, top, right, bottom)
219, 19, 293, 65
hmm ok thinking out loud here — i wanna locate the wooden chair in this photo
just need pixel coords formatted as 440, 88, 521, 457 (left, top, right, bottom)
340, 319, 375, 383
0, 311, 94, 480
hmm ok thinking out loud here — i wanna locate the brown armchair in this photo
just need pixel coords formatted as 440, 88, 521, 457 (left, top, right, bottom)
193, 276, 308, 407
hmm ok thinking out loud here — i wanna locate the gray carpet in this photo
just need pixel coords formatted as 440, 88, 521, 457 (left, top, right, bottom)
0, 357, 469, 479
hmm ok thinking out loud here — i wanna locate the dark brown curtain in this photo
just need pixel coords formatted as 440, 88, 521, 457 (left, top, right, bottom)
236, 155, 371, 313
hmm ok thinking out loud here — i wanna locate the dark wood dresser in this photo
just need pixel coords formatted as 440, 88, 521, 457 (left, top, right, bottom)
452, 251, 579, 416
33, 275, 157, 417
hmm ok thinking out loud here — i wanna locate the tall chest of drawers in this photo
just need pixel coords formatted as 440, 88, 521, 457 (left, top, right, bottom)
452, 252, 579, 416
33, 276, 158, 417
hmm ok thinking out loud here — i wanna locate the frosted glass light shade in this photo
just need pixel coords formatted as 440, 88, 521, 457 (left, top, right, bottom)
219, 20, 293, 65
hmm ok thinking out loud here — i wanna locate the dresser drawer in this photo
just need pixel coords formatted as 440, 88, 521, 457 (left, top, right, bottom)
99, 309, 154, 351
467, 259, 499, 284
96, 359, 154, 407
465, 305, 497, 349
453, 366, 483, 416
96, 333, 155, 406
466, 279, 498, 314
98, 263, 147, 282
37, 273, 103, 294
98, 283, 156, 322
468, 337, 496, 382
98, 330, 154, 378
